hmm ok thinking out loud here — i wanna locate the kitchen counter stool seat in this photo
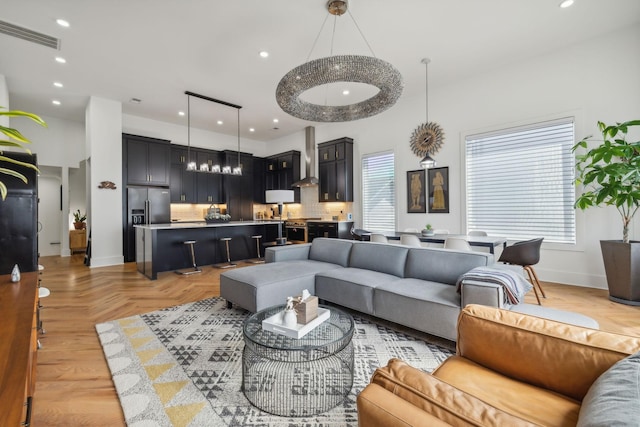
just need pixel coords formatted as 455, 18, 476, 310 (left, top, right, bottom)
248, 235, 265, 264
215, 237, 237, 269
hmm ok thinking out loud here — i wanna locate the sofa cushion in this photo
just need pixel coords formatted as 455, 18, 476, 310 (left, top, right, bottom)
349, 242, 409, 277
434, 356, 581, 427
315, 267, 401, 315
308, 237, 354, 267
405, 247, 493, 285
577, 351, 640, 427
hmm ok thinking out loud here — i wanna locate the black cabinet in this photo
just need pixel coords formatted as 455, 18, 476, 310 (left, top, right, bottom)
263, 150, 301, 203
318, 137, 353, 202
194, 149, 223, 204
124, 134, 171, 187
169, 146, 196, 203
0, 152, 38, 274
223, 151, 254, 221
253, 157, 267, 203
307, 221, 354, 242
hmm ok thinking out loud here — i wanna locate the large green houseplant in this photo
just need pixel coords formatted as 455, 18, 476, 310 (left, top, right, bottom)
0, 107, 46, 200
573, 119, 640, 305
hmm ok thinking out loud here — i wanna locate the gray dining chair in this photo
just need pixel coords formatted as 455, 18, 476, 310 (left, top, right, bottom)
468, 230, 488, 236
400, 234, 422, 247
370, 233, 388, 243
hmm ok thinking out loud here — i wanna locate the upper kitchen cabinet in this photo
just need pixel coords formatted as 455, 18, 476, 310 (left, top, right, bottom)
223, 151, 254, 221
264, 150, 301, 203
318, 137, 353, 202
195, 149, 223, 204
124, 134, 171, 187
169, 146, 196, 203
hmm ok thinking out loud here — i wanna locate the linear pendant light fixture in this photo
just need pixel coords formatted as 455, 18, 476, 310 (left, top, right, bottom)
276, 0, 403, 122
184, 91, 242, 175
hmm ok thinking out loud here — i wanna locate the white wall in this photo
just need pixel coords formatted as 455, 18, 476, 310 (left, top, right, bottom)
268, 24, 640, 289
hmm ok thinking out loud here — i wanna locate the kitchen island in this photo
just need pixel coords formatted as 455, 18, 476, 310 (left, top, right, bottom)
135, 221, 280, 280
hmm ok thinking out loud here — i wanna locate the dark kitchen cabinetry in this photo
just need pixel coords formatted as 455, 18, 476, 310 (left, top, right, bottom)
307, 221, 354, 242
169, 146, 196, 203
124, 134, 171, 187
253, 157, 267, 203
223, 151, 254, 221
264, 150, 301, 203
318, 137, 353, 202
194, 149, 223, 204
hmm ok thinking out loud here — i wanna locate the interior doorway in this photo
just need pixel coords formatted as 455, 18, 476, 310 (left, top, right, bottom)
38, 167, 63, 256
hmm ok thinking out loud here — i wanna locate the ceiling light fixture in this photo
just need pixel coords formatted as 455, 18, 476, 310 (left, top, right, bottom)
184, 91, 243, 175
249, 128, 255, 132
52, 100, 61, 105
273, 118, 279, 123
276, 0, 403, 122
259, 51, 269, 58
55, 56, 66, 63
559, 0, 574, 8
410, 58, 445, 169
178, 111, 185, 116
53, 82, 63, 88
56, 19, 70, 27
217, 120, 223, 125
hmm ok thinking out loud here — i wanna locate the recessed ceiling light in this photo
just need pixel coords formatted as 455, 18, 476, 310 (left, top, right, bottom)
178, 111, 185, 116
129, 98, 142, 104
56, 19, 70, 27
559, 0, 574, 8
52, 100, 61, 105
217, 120, 223, 125
249, 128, 255, 132
273, 118, 279, 123
259, 51, 269, 58
53, 82, 63, 88
342, 90, 350, 95
55, 57, 66, 64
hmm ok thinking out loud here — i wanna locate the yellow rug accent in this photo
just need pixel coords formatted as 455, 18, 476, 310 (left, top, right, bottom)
118, 318, 138, 327
145, 363, 175, 381
165, 402, 207, 427
137, 348, 164, 364
153, 380, 189, 404
129, 336, 154, 349
122, 326, 146, 337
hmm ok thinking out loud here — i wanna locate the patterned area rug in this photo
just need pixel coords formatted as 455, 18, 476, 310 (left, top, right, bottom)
96, 298, 453, 426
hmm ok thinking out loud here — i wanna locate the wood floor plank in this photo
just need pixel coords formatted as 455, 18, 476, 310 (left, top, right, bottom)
30, 254, 640, 426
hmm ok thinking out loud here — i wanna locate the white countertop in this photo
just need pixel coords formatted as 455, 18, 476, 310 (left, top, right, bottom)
135, 220, 281, 230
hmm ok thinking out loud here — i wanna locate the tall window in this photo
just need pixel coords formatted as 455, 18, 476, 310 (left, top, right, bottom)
362, 152, 395, 233
465, 118, 576, 244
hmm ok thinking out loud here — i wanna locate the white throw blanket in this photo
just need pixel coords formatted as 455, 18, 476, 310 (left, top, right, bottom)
456, 266, 533, 304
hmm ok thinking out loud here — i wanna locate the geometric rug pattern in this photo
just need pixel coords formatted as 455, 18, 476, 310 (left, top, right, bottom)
96, 297, 453, 426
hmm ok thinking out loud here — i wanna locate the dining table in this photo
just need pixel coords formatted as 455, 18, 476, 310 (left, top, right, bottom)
373, 232, 508, 254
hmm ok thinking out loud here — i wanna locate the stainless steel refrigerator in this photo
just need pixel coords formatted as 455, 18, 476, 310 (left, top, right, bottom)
124, 187, 170, 262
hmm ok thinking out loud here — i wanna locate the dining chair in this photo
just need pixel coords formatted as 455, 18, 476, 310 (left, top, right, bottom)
468, 230, 488, 236
498, 237, 545, 305
370, 233, 389, 243
400, 234, 422, 247
444, 237, 472, 251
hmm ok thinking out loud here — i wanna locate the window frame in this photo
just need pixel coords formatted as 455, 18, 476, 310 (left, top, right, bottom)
361, 150, 396, 233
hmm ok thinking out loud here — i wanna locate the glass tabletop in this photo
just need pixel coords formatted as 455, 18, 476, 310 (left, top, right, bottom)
243, 304, 354, 358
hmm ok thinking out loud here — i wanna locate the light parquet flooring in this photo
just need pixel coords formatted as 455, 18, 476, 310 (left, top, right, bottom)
32, 255, 640, 426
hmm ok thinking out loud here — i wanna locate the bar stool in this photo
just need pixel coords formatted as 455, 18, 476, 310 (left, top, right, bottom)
175, 240, 202, 275
37, 264, 50, 347
215, 237, 237, 269
248, 235, 265, 264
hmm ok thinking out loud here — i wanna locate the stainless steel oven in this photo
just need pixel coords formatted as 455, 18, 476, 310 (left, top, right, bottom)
285, 220, 308, 243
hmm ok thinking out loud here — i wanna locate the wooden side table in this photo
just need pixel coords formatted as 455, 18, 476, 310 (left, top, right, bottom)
69, 229, 87, 254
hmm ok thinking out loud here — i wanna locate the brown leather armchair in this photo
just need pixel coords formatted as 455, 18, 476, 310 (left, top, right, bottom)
357, 304, 640, 427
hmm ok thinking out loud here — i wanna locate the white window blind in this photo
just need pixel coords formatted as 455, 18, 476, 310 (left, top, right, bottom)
465, 118, 576, 243
362, 152, 395, 233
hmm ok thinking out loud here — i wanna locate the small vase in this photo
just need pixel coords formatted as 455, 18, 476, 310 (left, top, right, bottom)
282, 309, 297, 328
11, 264, 20, 282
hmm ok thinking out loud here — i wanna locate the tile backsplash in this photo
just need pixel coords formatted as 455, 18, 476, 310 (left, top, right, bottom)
171, 188, 353, 222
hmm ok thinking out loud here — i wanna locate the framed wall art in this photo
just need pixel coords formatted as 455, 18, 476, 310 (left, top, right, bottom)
406, 169, 426, 213
428, 167, 449, 213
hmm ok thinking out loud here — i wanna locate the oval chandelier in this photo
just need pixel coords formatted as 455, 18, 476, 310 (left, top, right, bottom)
276, 0, 403, 122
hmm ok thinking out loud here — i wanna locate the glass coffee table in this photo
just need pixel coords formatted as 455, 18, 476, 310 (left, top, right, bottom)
242, 304, 355, 417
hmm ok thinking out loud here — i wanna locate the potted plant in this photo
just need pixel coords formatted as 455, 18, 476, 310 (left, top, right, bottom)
422, 223, 434, 236
73, 209, 87, 229
0, 107, 46, 200
573, 119, 640, 305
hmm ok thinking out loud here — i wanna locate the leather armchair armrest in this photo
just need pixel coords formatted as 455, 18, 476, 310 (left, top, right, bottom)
357, 383, 451, 427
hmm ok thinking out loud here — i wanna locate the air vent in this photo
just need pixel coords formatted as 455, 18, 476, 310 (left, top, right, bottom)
0, 20, 60, 50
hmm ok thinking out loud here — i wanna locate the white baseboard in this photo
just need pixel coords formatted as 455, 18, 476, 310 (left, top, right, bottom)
89, 255, 124, 268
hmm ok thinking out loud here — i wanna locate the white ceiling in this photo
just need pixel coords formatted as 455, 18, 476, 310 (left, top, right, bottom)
1, 0, 639, 142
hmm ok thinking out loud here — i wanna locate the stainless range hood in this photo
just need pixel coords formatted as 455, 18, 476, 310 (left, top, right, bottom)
292, 126, 319, 187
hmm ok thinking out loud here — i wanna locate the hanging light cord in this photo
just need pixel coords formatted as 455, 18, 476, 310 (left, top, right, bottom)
423, 58, 430, 123
237, 108, 240, 169
187, 95, 191, 162
306, 14, 330, 62
347, 10, 376, 57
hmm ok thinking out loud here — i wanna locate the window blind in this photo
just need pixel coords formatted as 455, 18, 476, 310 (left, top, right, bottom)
362, 152, 395, 233
465, 118, 576, 243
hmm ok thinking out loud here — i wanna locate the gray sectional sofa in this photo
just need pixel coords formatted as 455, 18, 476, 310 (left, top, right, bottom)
220, 237, 496, 341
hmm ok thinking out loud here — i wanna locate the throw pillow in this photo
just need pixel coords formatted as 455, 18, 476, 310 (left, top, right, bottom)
577, 351, 640, 427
